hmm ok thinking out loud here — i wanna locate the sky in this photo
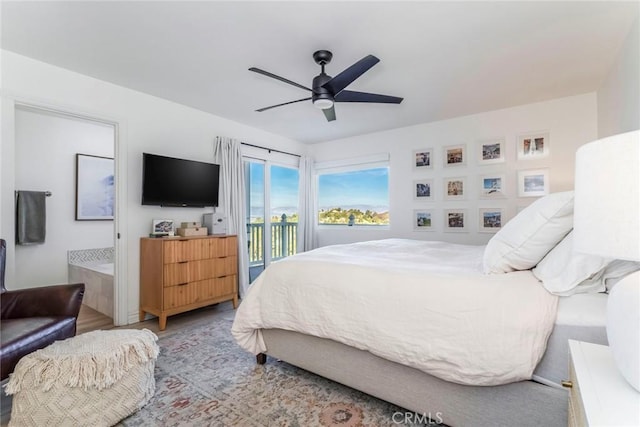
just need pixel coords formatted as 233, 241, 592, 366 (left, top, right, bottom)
248, 163, 389, 217
249, 163, 299, 217
318, 167, 389, 211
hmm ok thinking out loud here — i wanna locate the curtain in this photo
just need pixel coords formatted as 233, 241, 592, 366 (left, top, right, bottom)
214, 136, 250, 298
297, 155, 317, 253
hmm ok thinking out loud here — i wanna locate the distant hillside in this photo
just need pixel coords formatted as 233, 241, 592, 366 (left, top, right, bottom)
249, 208, 389, 225
319, 207, 389, 225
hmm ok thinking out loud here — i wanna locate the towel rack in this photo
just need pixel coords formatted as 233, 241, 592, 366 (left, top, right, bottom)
15, 191, 52, 197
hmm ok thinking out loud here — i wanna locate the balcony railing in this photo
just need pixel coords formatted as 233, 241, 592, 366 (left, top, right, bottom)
247, 214, 298, 265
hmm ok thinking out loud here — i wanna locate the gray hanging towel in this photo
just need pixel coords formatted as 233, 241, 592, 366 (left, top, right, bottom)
16, 191, 47, 245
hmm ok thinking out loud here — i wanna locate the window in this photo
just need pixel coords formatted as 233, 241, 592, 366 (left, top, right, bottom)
243, 151, 300, 283
317, 162, 389, 226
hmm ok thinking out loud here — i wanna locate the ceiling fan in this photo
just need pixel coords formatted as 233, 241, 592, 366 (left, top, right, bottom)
249, 50, 403, 122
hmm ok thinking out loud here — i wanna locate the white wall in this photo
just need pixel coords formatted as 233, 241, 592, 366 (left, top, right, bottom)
309, 93, 598, 248
14, 106, 114, 287
597, 17, 640, 138
1, 50, 305, 323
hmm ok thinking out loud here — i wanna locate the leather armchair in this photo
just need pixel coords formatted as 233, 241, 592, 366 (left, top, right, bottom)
0, 239, 85, 380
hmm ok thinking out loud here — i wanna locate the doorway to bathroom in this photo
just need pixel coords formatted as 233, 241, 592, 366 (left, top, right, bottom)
13, 104, 117, 324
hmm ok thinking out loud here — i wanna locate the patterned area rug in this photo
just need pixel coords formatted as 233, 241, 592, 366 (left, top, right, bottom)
118, 316, 432, 426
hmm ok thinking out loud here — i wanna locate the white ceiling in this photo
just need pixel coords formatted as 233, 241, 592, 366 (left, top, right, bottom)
2, 1, 638, 144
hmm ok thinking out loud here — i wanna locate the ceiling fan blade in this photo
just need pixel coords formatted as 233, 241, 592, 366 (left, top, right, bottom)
256, 97, 311, 112
335, 90, 403, 104
322, 55, 380, 95
322, 106, 336, 122
249, 67, 312, 92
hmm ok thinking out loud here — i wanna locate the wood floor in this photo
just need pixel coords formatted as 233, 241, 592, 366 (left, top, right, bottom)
76, 302, 237, 335
76, 304, 115, 334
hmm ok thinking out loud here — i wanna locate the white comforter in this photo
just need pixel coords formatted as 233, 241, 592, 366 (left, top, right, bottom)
231, 239, 558, 386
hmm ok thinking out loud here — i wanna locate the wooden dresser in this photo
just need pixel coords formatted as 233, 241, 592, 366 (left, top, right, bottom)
140, 235, 238, 330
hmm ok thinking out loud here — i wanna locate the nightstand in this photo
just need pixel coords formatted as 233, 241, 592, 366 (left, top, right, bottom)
567, 340, 640, 426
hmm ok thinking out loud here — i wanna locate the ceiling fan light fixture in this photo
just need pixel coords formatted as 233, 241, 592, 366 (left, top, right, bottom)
250, 50, 402, 121
313, 98, 334, 110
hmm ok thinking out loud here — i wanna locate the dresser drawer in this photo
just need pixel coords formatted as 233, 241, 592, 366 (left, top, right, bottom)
164, 277, 236, 309
163, 262, 190, 287
214, 256, 238, 277
200, 276, 237, 300
208, 236, 237, 258
163, 282, 201, 309
164, 258, 226, 286
163, 239, 211, 263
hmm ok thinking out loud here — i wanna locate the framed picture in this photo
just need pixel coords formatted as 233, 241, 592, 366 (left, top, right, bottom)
444, 209, 467, 232
152, 219, 174, 236
413, 209, 434, 231
517, 131, 550, 159
479, 208, 503, 233
443, 144, 466, 167
75, 154, 114, 220
413, 179, 434, 201
479, 174, 506, 199
443, 177, 466, 201
478, 138, 505, 164
518, 169, 549, 197
413, 148, 434, 170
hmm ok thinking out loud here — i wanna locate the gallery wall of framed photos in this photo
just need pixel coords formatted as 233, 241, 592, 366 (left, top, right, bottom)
411, 131, 552, 236
391, 92, 597, 247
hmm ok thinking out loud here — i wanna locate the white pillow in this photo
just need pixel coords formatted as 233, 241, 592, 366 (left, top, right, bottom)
483, 191, 574, 274
532, 231, 611, 295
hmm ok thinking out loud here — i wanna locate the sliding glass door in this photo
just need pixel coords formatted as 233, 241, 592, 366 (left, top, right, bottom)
244, 159, 299, 283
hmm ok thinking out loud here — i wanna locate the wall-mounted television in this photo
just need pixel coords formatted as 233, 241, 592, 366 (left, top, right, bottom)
142, 153, 220, 207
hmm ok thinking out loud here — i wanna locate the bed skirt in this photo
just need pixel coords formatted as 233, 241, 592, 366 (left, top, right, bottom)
262, 329, 567, 427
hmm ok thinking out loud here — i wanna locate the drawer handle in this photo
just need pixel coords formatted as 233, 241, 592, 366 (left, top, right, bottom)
178, 282, 189, 286
561, 380, 573, 388
178, 261, 188, 264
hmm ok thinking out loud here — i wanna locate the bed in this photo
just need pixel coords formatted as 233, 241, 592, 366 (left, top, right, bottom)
232, 192, 634, 426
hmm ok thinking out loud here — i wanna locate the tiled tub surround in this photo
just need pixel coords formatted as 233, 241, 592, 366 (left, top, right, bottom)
68, 247, 114, 318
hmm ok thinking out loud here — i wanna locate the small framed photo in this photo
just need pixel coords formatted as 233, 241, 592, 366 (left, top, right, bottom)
152, 219, 174, 236
443, 144, 466, 167
518, 169, 549, 197
517, 131, 549, 159
413, 148, 434, 170
444, 177, 466, 201
478, 139, 505, 164
480, 175, 506, 199
413, 179, 434, 201
445, 209, 467, 232
413, 209, 434, 231
479, 208, 503, 233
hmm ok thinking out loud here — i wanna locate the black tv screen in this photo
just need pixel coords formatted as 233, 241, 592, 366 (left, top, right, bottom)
142, 153, 220, 207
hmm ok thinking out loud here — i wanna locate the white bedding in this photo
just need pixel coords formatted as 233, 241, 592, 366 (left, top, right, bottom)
232, 239, 559, 386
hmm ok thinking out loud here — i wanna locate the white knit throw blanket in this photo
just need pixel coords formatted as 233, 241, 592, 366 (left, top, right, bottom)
5, 328, 159, 394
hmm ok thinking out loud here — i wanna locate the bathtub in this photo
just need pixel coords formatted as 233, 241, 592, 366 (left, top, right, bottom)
83, 262, 114, 276
68, 247, 114, 318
